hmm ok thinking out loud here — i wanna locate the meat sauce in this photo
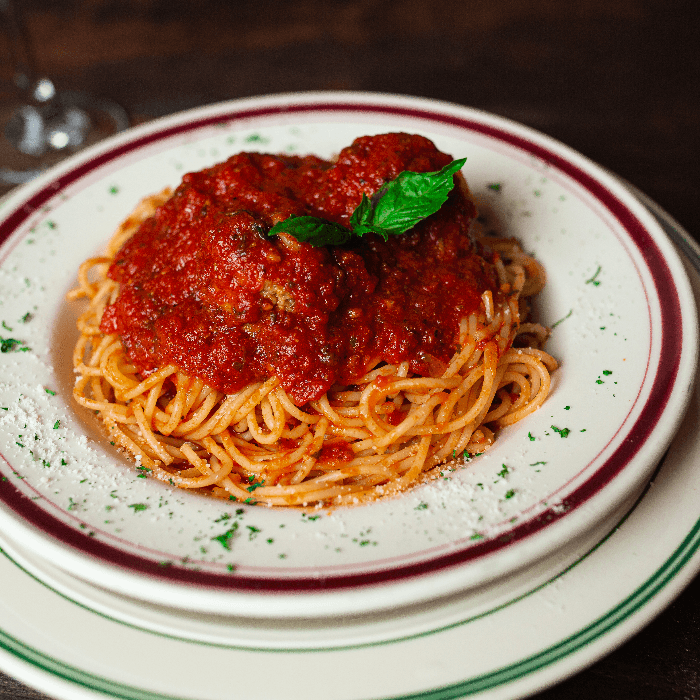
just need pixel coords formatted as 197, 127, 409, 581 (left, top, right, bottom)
100, 133, 498, 405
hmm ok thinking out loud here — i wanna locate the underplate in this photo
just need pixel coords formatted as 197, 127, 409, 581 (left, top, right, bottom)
0, 195, 697, 700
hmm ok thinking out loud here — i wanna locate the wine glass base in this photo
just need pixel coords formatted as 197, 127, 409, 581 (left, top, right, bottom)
0, 90, 129, 192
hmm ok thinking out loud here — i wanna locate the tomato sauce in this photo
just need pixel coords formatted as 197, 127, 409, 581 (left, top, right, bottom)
101, 133, 498, 405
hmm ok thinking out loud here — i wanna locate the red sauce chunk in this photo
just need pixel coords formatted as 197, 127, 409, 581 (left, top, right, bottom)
101, 133, 498, 405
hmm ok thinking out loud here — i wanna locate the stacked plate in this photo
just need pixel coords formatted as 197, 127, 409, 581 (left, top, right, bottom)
0, 92, 698, 700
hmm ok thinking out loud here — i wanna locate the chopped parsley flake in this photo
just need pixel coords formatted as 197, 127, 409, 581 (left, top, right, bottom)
128, 503, 148, 512
551, 309, 573, 329
0, 336, 30, 353
212, 522, 239, 550
586, 266, 602, 286
551, 425, 570, 438
497, 464, 510, 478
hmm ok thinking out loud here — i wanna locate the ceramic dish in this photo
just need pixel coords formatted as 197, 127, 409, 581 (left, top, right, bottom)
0, 93, 697, 619
0, 485, 638, 651
0, 199, 699, 700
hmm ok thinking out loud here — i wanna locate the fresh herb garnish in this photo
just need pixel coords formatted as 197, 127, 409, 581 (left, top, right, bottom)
586, 265, 602, 286
0, 336, 29, 353
551, 309, 573, 329
268, 216, 350, 247
246, 476, 265, 492
268, 158, 466, 247
212, 522, 239, 550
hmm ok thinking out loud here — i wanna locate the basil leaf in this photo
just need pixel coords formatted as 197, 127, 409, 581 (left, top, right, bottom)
350, 158, 466, 240
268, 216, 351, 247
267, 157, 466, 246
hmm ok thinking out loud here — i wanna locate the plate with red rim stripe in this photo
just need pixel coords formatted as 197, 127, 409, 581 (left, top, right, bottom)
0, 92, 696, 619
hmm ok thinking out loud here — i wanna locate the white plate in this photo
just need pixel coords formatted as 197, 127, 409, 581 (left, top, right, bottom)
0, 484, 639, 652
0, 92, 697, 619
0, 197, 699, 700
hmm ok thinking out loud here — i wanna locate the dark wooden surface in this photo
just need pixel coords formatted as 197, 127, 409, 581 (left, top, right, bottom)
1, 1, 699, 698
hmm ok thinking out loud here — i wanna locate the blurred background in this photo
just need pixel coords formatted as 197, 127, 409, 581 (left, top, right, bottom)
1, 1, 699, 698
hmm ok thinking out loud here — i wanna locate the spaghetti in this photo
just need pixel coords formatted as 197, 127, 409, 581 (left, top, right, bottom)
68, 134, 557, 508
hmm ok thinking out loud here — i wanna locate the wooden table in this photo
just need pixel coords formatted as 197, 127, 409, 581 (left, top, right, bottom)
1, 1, 699, 698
